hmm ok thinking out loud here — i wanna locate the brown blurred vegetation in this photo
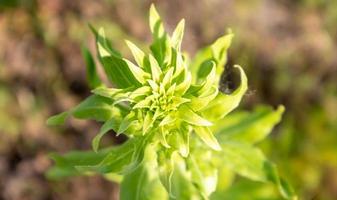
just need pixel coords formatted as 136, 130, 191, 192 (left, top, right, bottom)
0, 0, 337, 199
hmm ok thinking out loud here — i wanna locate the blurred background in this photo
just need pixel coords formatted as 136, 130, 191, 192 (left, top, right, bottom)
0, 0, 336, 199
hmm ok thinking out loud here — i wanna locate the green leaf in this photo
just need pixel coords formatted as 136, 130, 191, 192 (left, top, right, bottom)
175, 71, 192, 95
46, 111, 69, 126
77, 137, 149, 175
81, 46, 102, 89
72, 95, 116, 122
214, 105, 285, 144
149, 54, 162, 82
171, 96, 190, 108
189, 48, 212, 83
218, 141, 296, 199
162, 68, 174, 88
211, 31, 234, 77
117, 111, 136, 135
96, 28, 143, 88
92, 86, 124, 99
198, 62, 217, 96
193, 126, 221, 151
120, 145, 168, 200
149, 4, 165, 38
202, 65, 247, 121
159, 113, 176, 126
92, 118, 120, 152
123, 58, 149, 84
189, 30, 234, 83
178, 105, 213, 127
169, 126, 190, 157
46, 148, 112, 179
158, 127, 170, 148
171, 19, 185, 51
125, 40, 149, 71
143, 111, 154, 135
149, 4, 171, 67
129, 86, 151, 100
188, 86, 218, 111
171, 49, 185, 79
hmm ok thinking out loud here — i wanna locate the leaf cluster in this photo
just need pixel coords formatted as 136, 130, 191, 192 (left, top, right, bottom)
47, 5, 296, 200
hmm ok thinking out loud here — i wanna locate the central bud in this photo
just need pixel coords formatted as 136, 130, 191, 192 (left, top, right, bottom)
150, 84, 174, 113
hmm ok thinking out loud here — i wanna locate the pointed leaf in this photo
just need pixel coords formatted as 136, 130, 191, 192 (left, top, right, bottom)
92, 86, 124, 98
81, 46, 102, 89
123, 58, 149, 84
189, 30, 234, 83
159, 113, 176, 126
46, 112, 69, 126
188, 86, 218, 111
149, 4, 165, 37
92, 118, 120, 152
46, 147, 112, 179
171, 19, 185, 51
175, 71, 192, 95
129, 86, 151, 100
197, 61, 216, 95
77, 137, 147, 175
118, 112, 136, 135
125, 40, 149, 70
149, 54, 162, 82
159, 127, 171, 148
178, 105, 213, 126
162, 68, 174, 88
96, 28, 142, 88
143, 111, 154, 135
171, 96, 190, 108
72, 95, 115, 122
193, 126, 221, 151
149, 5, 171, 67
148, 79, 159, 91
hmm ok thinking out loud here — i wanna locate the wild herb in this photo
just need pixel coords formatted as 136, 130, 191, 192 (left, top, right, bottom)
47, 5, 296, 200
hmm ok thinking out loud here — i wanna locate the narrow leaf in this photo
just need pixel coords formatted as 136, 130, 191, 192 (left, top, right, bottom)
123, 58, 148, 84
72, 95, 115, 122
117, 112, 136, 135
149, 54, 162, 82
96, 28, 142, 88
171, 19, 185, 51
46, 112, 69, 126
125, 40, 148, 70
92, 118, 119, 152
149, 4, 171, 67
193, 126, 221, 151
149, 4, 165, 37
81, 46, 102, 89
178, 105, 213, 126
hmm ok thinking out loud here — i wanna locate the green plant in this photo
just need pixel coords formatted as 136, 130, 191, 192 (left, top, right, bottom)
47, 5, 296, 200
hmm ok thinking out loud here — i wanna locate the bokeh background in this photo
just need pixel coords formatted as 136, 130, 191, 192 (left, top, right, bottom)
0, 0, 337, 199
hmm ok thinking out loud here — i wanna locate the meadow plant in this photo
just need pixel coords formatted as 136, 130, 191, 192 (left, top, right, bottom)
47, 5, 296, 200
